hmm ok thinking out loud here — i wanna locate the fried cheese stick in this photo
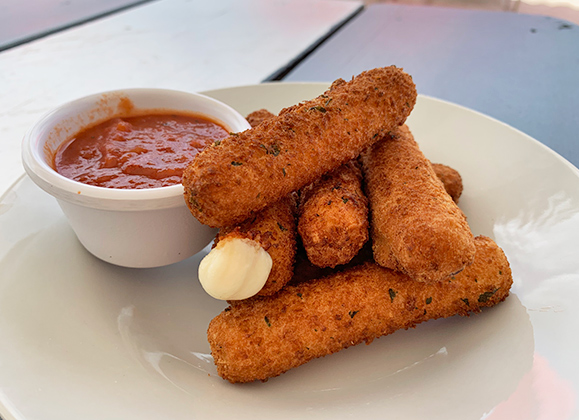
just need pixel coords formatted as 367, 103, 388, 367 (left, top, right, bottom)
208, 236, 512, 383
246, 109, 369, 268
245, 109, 275, 128
247, 108, 464, 205
198, 110, 297, 301
361, 125, 475, 282
432, 163, 463, 203
298, 160, 369, 268
198, 196, 297, 300
183, 66, 417, 228
243, 109, 459, 271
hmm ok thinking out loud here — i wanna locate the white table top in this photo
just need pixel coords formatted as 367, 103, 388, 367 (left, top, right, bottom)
0, 0, 151, 50
0, 0, 361, 195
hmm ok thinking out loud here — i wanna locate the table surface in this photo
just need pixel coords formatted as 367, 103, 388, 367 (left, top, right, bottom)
0, 0, 152, 51
284, 3, 579, 170
0, 0, 362, 195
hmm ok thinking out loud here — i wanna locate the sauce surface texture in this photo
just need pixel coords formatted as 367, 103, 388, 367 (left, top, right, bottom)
54, 113, 229, 189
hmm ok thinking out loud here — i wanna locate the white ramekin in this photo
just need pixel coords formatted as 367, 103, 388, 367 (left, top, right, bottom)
22, 88, 250, 268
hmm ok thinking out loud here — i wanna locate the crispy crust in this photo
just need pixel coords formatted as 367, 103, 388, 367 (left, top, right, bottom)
207, 236, 512, 383
432, 163, 463, 203
183, 67, 417, 227
361, 125, 475, 282
215, 195, 297, 297
246, 109, 276, 128
298, 160, 369, 268
247, 110, 370, 269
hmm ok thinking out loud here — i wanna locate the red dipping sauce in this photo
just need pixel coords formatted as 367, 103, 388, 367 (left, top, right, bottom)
54, 112, 229, 189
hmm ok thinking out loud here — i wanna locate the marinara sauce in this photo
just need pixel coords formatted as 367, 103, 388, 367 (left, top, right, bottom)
54, 112, 229, 189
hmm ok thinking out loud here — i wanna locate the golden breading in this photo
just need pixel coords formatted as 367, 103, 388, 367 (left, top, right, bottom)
298, 160, 369, 268
183, 66, 417, 228
246, 109, 276, 128
432, 163, 463, 203
247, 110, 369, 268
246, 108, 463, 267
361, 125, 475, 282
207, 236, 512, 383
215, 195, 297, 297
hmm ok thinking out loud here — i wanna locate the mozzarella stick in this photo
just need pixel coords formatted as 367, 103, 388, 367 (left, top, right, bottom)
298, 160, 369, 268
198, 196, 297, 300
183, 66, 417, 227
361, 125, 475, 282
432, 163, 463, 203
246, 109, 275, 128
248, 110, 369, 268
208, 236, 512, 383
248, 107, 464, 205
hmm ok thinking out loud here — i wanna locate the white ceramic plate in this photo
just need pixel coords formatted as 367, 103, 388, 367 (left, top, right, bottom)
1, 83, 579, 420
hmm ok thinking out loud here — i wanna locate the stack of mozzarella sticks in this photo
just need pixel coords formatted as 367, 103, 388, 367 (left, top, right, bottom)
182, 67, 513, 383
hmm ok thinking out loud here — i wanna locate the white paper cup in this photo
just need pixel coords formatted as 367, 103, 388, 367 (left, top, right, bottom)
22, 88, 250, 268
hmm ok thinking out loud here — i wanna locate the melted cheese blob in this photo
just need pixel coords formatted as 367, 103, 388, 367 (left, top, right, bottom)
198, 238, 272, 300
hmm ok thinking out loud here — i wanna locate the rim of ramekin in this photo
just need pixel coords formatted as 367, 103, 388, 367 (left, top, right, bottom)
22, 88, 251, 210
